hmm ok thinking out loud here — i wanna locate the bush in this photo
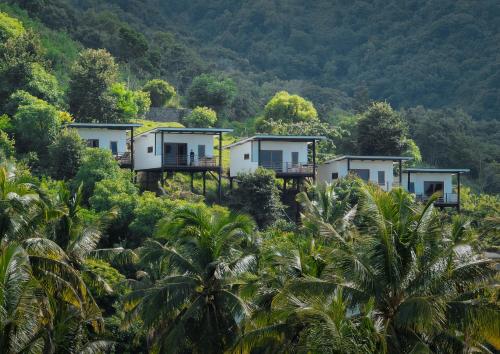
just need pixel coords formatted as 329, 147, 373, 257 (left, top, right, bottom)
129, 192, 174, 247
108, 83, 151, 122
73, 148, 121, 200
264, 91, 318, 123
12, 98, 61, 156
228, 168, 284, 228
48, 128, 86, 180
186, 74, 236, 111
89, 173, 138, 246
182, 106, 217, 128
142, 79, 176, 107
0, 130, 14, 160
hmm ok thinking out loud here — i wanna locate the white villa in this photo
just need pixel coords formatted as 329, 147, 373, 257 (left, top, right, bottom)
402, 168, 469, 210
67, 122, 142, 169
317, 155, 412, 191
132, 127, 233, 198
226, 135, 325, 179
67, 123, 469, 210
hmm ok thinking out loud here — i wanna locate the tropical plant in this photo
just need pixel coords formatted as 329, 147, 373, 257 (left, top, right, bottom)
124, 204, 256, 353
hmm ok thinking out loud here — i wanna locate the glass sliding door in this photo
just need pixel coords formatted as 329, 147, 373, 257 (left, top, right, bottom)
260, 150, 283, 171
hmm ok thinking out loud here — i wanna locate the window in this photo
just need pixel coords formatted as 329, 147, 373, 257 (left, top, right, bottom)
292, 152, 299, 165
198, 145, 206, 158
244, 153, 250, 160
332, 172, 339, 180
110, 141, 118, 155
251, 141, 258, 162
86, 139, 99, 148
260, 150, 283, 171
424, 181, 443, 197
408, 182, 415, 193
147, 146, 153, 153
377, 171, 385, 185
351, 169, 370, 181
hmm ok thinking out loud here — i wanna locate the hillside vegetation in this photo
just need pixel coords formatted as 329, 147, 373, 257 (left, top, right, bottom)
1, 0, 499, 193
0, 3, 499, 353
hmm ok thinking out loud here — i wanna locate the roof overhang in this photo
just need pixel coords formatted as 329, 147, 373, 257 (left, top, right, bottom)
67, 123, 142, 130
403, 168, 470, 174
136, 127, 233, 138
225, 135, 327, 149
324, 155, 413, 164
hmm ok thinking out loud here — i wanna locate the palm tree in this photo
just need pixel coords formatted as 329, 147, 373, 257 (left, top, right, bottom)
0, 168, 113, 353
0, 165, 42, 241
0, 242, 44, 353
235, 184, 499, 353
315, 185, 498, 352
124, 204, 256, 353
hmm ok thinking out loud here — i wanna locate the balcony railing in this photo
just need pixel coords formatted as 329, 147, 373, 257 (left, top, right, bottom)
114, 152, 132, 166
259, 162, 313, 174
415, 193, 458, 204
162, 154, 218, 168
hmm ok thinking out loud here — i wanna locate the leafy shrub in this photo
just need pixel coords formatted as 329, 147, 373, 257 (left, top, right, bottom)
182, 106, 217, 128
142, 79, 176, 107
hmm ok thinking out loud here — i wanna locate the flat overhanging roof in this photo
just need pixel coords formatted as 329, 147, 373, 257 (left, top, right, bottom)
67, 123, 142, 130
225, 135, 327, 149
403, 168, 470, 174
324, 155, 413, 163
136, 127, 233, 137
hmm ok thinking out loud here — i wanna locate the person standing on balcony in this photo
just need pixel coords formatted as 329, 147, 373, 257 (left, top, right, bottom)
190, 149, 195, 166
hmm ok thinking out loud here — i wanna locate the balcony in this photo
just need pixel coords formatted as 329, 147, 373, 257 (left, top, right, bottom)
114, 152, 132, 167
259, 162, 314, 177
162, 154, 219, 171
415, 193, 458, 205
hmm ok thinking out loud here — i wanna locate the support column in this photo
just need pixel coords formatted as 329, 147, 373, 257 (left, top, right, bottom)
257, 139, 261, 167
347, 158, 351, 173
160, 131, 165, 185
398, 160, 402, 186
407, 171, 411, 191
283, 178, 287, 191
190, 172, 194, 192
130, 127, 135, 173
218, 132, 223, 202
203, 172, 206, 195
229, 177, 233, 190
457, 172, 461, 213
312, 139, 316, 183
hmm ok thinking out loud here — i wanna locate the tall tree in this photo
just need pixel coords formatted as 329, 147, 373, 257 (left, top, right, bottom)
357, 102, 408, 155
48, 128, 85, 180
228, 168, 284, 229
124, 204, 255, 353
68, 49, 118, 123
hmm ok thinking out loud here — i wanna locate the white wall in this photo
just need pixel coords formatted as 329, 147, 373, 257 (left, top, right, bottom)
317, 159, 396, 191
134, 132, 161, 170
229, 141, 257, 176
401, 173, 453, 195
74, 128, 127, 154
229, 140, 309, 177
134, 131, 215, 171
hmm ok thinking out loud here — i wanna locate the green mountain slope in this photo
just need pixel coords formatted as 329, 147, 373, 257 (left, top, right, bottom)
9, 0, 500, 121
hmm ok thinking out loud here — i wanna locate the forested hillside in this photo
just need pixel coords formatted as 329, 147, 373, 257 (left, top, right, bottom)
1, 0, 499, 192
0, 2, 499, 353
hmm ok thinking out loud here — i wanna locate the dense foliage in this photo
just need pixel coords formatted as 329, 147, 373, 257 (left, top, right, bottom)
0, 5, 498, 353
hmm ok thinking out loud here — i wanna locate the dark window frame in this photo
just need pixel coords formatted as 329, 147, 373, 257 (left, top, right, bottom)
351, 169, 370, 181
87, 139, 99, 148
244, 153, 250, 160
332, 172, 339, 180
147, 146, 153, 153
377, 171, 385, 185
